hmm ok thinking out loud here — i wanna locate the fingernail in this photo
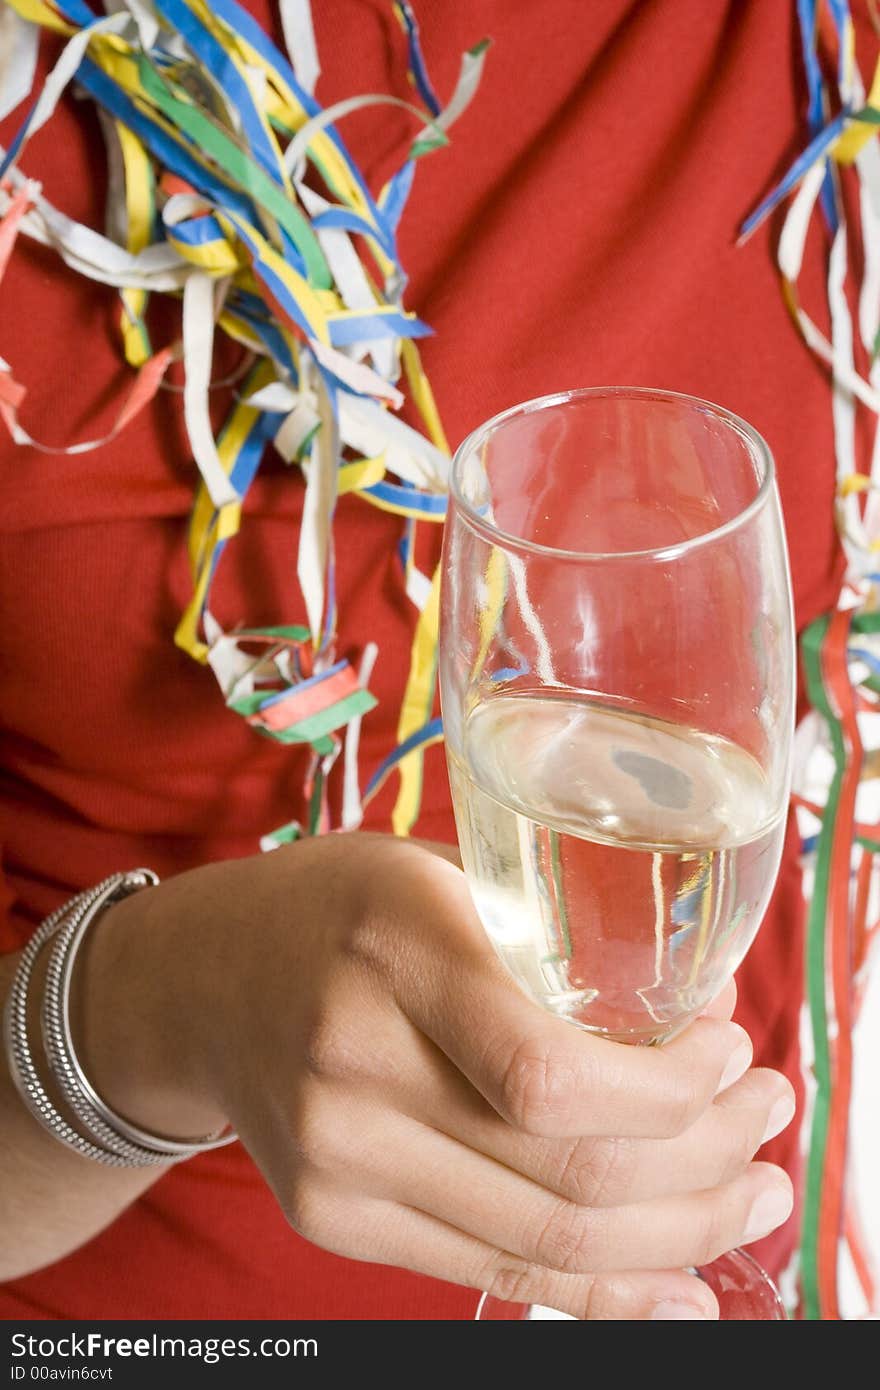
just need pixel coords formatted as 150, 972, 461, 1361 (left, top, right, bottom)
761, 1094, 796, 1145
652, 1300, 713, 1320
744, 1186, 794, 1242
716, 1036, 753, 1094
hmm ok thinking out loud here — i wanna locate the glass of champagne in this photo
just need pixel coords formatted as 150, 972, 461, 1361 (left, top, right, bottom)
439, 387, 794, 1321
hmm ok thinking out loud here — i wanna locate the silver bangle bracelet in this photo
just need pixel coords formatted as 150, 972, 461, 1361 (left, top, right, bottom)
5, 870, 237, 1167
42, 872, 235, 1159
4, 875, 159, 1167
41, 873, 170, 1165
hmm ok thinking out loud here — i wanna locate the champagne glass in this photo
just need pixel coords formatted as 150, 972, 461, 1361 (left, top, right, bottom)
439, 387, 794, 1321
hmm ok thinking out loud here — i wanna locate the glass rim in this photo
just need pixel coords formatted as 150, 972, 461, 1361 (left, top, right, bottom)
449, 385, 777, 563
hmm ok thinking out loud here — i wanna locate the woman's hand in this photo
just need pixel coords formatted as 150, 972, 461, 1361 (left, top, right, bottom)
76, 833, 795, 1320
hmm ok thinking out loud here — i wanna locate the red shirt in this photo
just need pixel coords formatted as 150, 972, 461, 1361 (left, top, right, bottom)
0, 0, 855, 1317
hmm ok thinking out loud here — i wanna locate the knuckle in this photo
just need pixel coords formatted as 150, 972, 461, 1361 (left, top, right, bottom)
500, 1041, 574, 1134
560, 1135, 637, 1207
483, 1260, 537, 1306
284, 1187, 367, 1260
657, 1071, 705, 1138
531, 1198, 592, 1273
717, 1116, 764, 1185
281, 1179, 330, 1244
578, 1273, 624, 1321
344, 903, 389, 971
344, 897, 423, 1003
291, 1087, 340, 1170
691, 1193, 731, 1267
302, 1008, 363, 1081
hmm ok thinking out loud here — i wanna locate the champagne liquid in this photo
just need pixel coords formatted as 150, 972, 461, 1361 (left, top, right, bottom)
448, 692, 785, 1042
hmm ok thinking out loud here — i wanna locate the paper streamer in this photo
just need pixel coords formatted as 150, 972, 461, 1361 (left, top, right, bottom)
742, 0, 880, 1321
0, 1, 490, 843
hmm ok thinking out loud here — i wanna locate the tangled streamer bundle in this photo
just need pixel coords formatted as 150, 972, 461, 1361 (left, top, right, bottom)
0, 0, 488, 843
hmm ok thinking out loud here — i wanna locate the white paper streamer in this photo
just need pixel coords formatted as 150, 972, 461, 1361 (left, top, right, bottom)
280, 0, 320, 98
273, 394, 321, 460
244, 380, 301, 413
0, 168, 191, 290
182, 271, 239, 509
0, 9, 39, 122
283, 91, 437, 180
296, 361, 338, 638
8, 11, 132, 156
338, 394, 448, 488
311, 338, 403, 407
778, 159, 826, 282
435, 40, 489, 132
341, 640, 379, 830
282, 31, 489, 178
101, 0, 160, 52
404, 563, 433, 611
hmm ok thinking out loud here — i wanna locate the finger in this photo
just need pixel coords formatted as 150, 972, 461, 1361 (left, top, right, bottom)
700, 978, 737, 1021
367, 1103, 793, 1274
293, 1187, 720, 1320
319, 983, 792, 1206
387, 855, 755, 1140
280, 1059, 794, 1223
412, 970, 752, 1140
411, 838, 462, 868
396, 1056, 795, 1207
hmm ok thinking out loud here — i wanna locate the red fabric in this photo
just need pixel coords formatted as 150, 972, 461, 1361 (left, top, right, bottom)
0, 0, 861, 1318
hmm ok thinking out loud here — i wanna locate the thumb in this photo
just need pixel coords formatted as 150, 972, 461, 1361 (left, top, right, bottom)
699, 978, 737, 1022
